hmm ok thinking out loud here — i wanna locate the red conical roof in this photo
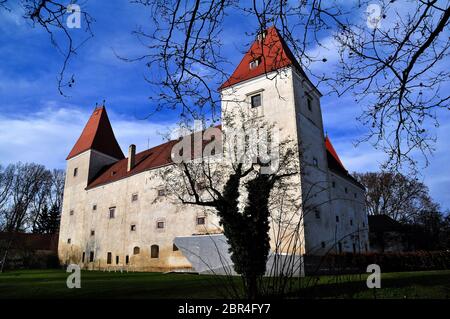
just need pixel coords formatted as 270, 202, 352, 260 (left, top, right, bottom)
325, 136, 345, 170
219, 26, 304, 90
66, 106, 125, 160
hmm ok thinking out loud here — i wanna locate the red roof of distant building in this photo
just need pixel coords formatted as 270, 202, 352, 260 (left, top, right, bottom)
67, 106, 125, 160
219, 26, 305, 90
325, 136, 345, 170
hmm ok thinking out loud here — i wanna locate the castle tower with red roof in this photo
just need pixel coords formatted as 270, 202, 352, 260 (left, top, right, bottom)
58, 28, 369, 272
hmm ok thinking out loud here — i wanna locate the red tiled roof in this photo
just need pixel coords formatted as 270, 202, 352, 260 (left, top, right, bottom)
324, 136, 345, 170
86, 139, 177, 189
67, 106, 125, 160
219, 26, 304, 90
86, 125, 222, 190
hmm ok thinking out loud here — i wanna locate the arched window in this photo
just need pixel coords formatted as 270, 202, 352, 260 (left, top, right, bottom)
151, 245, 159, 258
133, 246, 140, 255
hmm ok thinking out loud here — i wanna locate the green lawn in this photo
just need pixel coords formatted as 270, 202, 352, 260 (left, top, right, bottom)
0, 269, 449, 299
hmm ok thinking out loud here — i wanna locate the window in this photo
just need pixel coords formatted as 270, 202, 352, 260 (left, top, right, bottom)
111, 171, 116, 176
344, 187, 348, 194
90, 230, 95, 236
69, 210, 74, 216
158, 189, 166, 197
314, 209, 320, 219
157, 221, 165, 229
130, 224, 136, 231
82, 252, 85, 263
354, 193, 357, 198
126, 255, 129, 264
107, 252, 112, 264
133, 246, 140, 255
173, 244, 179, 251
352, 243, 356, 253
321, 242, 326, 248
350, 219, 353, 226
92, 204, 97, 211
109, 207, 115, 219
332, 181, 336, 188
116, 256, 119, 265
363, 222, 366, 228
89, 251, 94, 262
336, 215, 339, 222
338, 242, 343, 254
131, 193, 138, 202
67, 238, 71, 244
249, 57, 261, 69
73, 167, 78, 177
307, 97, 312, 111
196, 217, 206, 225
312, 157, 318, 167
364, 243, 368, 252
151, 245, 159, 258
251, 94, 262, 108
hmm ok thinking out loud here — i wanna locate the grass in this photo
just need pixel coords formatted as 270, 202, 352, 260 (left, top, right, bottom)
0, 269, 449, 299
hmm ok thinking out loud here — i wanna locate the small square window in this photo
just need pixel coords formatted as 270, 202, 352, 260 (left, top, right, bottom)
90, 230, 95, 236
197, 217, 206, 225
158, 189, 166, 197
109, 207, 116, 219
73, 167, 78, 177
69, 210, 74, 216
157, 221, 165, 229
131, 193, 138, 202
336, 216, 340, 222
130, 224, 136, 231
313, 157, 318, 167
67, 238, 71, 244
251, 94, 262, 108
92, 204, 97, 211
249, 58, 261, 69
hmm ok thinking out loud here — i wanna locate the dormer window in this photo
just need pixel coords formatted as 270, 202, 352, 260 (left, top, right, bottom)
251, 94, 262, 108
249, 57, 261, 70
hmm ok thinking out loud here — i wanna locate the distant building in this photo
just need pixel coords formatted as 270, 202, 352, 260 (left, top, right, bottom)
368, 215, 405, 252
58, 27, 369, 272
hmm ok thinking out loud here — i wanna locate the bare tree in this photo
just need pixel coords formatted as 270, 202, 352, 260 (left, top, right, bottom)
354, 171, 438, 223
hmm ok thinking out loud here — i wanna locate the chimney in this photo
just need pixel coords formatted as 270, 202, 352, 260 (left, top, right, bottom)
127, 144, 136, 172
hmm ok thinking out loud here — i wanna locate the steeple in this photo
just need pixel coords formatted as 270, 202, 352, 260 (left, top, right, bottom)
219, 26, 304, 90
66, 106, 125, 160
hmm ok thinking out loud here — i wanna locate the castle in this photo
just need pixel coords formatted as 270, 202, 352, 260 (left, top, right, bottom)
58, 27, 369, 272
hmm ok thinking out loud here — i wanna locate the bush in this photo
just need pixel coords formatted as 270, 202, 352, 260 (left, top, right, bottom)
306, 251, 450, 274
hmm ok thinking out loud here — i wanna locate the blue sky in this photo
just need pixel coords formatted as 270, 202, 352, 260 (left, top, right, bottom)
0, 1, 449, 210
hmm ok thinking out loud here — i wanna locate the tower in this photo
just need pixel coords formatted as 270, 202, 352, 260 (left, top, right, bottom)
58, 106, 124, 264
219, 26, 332, 255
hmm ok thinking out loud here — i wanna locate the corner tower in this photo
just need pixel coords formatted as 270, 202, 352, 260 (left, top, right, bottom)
58, 106, 124, 265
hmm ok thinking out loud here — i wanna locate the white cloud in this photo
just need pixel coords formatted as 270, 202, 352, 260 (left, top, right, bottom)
0, 105, 174, 169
